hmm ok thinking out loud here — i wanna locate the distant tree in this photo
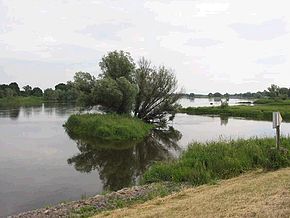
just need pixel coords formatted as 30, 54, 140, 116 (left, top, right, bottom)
267, 84, 280, 98
43, 88, 57, 101
279, 87, 288, 95
8, 82, 20, 95
213, 92, 222, 98
279, 87, 289, 99
69, 71, 96, 105
0, 89, 4, 98
55, 83, 68, 91
253, 92, 263, 99
22, 85, 32, 96
32, 87, 43, 97
208, 93, 213, 98
224, 93, 230, 100
5, 88, 16, 97
189, 93, 195, 98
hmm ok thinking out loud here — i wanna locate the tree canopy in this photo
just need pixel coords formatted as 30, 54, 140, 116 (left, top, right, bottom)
72, 50, 181, 124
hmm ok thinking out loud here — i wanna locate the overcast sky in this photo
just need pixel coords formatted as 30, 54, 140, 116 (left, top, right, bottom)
0, 0, 289, 94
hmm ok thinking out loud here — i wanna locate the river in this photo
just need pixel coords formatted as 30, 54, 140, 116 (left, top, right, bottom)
0, 99, 288, 217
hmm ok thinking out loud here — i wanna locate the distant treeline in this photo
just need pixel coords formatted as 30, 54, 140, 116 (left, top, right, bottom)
0, 83, 43, 98
0, 82, 79, 102
183, 84, 290, 100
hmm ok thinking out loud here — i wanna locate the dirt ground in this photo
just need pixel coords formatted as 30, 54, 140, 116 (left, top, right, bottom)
94, 168, 290, 218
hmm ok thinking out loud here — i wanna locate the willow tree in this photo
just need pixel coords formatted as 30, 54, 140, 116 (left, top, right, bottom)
134, 58, 180, 124
70, 51, 181, 124
93, 51, 137, 114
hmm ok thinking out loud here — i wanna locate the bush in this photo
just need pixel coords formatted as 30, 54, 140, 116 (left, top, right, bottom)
142, 138, 290, 186
64, 114, 153, 142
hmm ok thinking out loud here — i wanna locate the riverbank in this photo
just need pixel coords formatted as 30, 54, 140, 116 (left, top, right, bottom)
10, 138, 290, 217
143, 137, 290, 185
0, 96, 43, 107
11, 183, 185, 218
95, 167, 290, 218
180, 104, 290, 121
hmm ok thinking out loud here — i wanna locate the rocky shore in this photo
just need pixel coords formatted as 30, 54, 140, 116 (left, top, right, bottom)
10, 184, 155, 218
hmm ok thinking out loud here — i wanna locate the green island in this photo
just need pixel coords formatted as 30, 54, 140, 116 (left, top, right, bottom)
64, 114, 153, 142
180, 101, 290, 121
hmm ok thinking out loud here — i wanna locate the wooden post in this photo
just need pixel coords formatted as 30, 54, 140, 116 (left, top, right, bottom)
276, 125, 280, 150
273, 112, 282, 150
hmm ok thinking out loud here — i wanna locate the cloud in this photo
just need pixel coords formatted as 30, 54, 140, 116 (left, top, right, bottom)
230, 18, 289, 41
79, 22, 133, 41
186, 38, 222, 47
0, 58, 98, 89
256, 55, 286, 65
0, 66, 14, 83
0, 0, 290, 93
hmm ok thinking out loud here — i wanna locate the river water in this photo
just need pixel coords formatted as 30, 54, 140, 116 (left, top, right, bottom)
0, 99, 288, 217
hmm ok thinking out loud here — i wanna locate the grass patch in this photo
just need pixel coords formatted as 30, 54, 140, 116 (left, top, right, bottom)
180, 104, 290, 121
142, 138, 290, 185
64, 114, 153, 142
254, 98, 290, 105
0, 96, 43, 107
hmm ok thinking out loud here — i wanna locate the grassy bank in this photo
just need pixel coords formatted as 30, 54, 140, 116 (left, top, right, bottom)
0, 96, 43, 107
143, 138, 290, 185
180, 104, 290, 121
64, 114, 153, 142
95, 168, 290, 218
254, 98, 290, 105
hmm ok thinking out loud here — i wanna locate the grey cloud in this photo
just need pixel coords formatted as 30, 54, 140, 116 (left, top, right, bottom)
186, 38, 222, 47
0, 58, 97, 89
46, 44, 102, 62
256, 55, 286, 65
79, 22, 133, 41
230, 18, 288, 41
0, 66, 14, 83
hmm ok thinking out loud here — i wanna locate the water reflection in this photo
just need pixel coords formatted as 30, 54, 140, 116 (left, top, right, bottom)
220, 115, 229, 126
0, 103, 85, 120
67, 127, 182, 191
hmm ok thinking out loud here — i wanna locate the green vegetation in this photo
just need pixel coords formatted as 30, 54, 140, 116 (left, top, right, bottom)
0, 96, 43, 107
180, 104, 290, 121
254, 98, 290, 105
142, 138, 290, 185
64, 114, 153, 142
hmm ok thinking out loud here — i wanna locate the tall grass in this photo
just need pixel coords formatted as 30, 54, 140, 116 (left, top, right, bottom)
142, 138, 290, 185
64, 114, 153, 141
0, 96, 43, 107
254, 98, 290, 105
180, 105, 290, 121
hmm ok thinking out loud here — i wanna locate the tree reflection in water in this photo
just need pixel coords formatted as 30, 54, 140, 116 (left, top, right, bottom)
0, 107, 20, 119
67, 127, 182, 191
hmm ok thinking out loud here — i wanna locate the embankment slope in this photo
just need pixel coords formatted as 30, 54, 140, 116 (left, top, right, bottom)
95, 168, 290, 218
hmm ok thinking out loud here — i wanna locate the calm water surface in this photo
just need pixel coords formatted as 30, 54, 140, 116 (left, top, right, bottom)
179, 97, 253, 107
0, 101, 289, 217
